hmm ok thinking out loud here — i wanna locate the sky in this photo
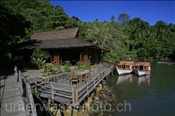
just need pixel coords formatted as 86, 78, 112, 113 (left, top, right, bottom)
51, 1, 175, 25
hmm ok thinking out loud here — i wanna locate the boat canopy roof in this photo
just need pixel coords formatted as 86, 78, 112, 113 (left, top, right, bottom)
134, 62, 151, 66
118, 61, 135, 65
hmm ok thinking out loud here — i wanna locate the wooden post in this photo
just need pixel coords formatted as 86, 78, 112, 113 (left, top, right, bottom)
14, 66, 18, 80
58, 53, 60, 64
86, 80, 89, 96
60, 52, 62, 65
18, 70, 23, 96
75, 86, 78, 102
72, 87, 75, 104
53, 52, 57, 63
83, 48, 89, 62
80, 52, 82, 63
69, 107, 73, 116
72, 86, 78, 103
50, 52, 53, 63
50, 83, 54, 100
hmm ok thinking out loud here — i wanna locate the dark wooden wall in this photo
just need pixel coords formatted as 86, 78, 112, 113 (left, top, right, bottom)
12, 47, 103, 66
49, 47, 102, 65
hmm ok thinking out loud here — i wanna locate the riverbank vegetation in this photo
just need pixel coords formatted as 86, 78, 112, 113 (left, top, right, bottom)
1, 0, 175, 69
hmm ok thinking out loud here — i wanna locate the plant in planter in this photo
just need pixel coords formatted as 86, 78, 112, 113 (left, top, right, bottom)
32, 48, 49, 69
56, 64, 62, 74
76, 61, 81, 69
52, 63, 62, 74
79, 62, 91, 70
46, 64, 53, 76
64, 62, 71, 72
84, 62, 91, 70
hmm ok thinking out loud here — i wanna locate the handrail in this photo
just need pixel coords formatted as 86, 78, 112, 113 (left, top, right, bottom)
15, 66, 38, 116
26, 83, 37, 116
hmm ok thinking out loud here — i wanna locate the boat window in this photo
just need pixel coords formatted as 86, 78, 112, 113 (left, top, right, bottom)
143, 66, 145, 70
125, 65, 130, 69
135, 66, 139, 70
122, 65, 125, 69
140, 65, 144, 70
144, 66, 148, 70
118, 65, 121, 68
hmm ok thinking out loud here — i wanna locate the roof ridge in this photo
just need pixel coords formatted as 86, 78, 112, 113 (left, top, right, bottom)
31, 27, 79, 40
32, 27, 79, 34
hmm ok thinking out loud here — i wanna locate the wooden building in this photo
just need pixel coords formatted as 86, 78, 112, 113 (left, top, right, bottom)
13, 28, 104, 65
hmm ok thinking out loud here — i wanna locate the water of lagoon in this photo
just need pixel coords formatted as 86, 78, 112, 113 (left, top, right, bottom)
105, 63, 175, 116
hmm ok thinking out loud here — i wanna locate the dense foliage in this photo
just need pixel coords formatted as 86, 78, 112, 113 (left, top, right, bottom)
80, 16, 175, 61
1, 0, 175, 68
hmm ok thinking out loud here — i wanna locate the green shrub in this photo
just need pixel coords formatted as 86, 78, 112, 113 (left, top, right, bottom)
78, 62, 91, 70
46, 64, 52, 72
64, 62, 71, 72
56, 64, 62, 73
76, 61, 81, 69
84, 62, 91, 70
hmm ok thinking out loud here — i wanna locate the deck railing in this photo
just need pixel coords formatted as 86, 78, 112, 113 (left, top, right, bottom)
35, 66, 113, 107
15, 66, 37, 116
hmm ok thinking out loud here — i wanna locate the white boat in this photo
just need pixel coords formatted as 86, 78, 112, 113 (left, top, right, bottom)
134, 62, 151, 76
117, 74, 133, 85
138, 74, 150, 85
115, 61, 134, 75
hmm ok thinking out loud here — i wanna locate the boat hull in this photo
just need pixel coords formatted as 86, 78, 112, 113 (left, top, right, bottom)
116, 68, 133, 75
134, 70, 150, 76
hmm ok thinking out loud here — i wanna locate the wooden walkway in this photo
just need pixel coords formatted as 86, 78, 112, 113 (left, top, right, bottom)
0, 68, 37, 116
0, 71, 26, 116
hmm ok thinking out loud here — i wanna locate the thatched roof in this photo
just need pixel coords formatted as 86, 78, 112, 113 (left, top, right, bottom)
31, 28, 79, 40
20, 38, 99, 49
14, 28, 104, 50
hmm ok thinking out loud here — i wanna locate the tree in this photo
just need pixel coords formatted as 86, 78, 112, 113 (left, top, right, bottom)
82, 21, 128, 62
2, 0, 76, 33
118, 13, 130, 22
152, 20, 175, 59
118, 13, 130, 28
0, 4, 30, 58
124, 18, 151, 59
111, 15, 115, 22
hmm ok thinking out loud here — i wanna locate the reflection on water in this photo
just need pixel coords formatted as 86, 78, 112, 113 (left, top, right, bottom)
138, 74, 150, 85
117, 74, 133, 85
106, 63, 175, 116
116, 74, 150, 86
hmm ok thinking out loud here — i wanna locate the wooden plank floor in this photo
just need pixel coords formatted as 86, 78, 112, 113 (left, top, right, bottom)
0, 72, 26, 116
25, 63, 114, 107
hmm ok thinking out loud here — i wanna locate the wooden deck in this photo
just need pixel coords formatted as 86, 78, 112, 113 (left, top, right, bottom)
0, 63, 114, 116
0, 71, 26, 116
26, 63, 114, 109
